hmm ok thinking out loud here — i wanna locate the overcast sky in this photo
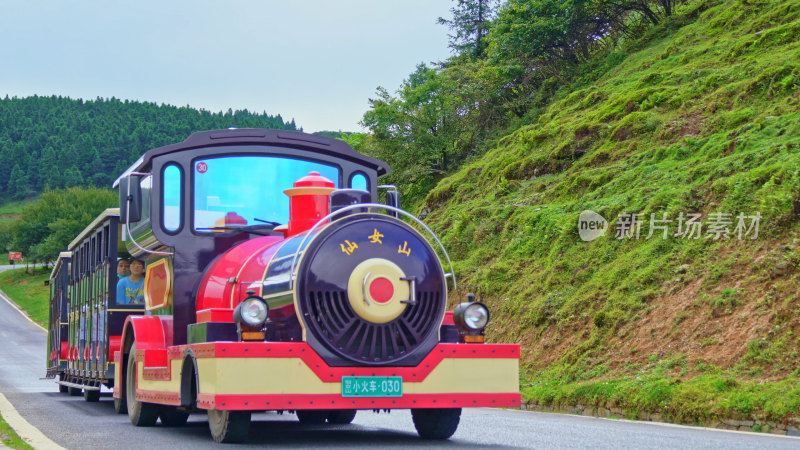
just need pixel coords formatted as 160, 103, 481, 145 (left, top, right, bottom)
0, 1, 453, 132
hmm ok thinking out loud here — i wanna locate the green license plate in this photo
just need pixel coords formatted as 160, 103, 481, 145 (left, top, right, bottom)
341, 376, 403, 397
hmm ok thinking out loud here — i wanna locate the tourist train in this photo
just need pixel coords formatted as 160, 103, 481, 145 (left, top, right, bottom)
46, 129, 520, 442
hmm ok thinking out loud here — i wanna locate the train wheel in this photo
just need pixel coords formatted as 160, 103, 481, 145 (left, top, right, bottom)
115, 366, 128, 414
68, 386, 82, 396
83, 388, 100, 402
208, 409, 251, 443
327, 410, 357, 424
114, 395, 127, 414
296, 410, 329, 425
126, 344, 159, 426
412, 408, 461, 440
58, 374, 69, 393
159, 406, 190, 427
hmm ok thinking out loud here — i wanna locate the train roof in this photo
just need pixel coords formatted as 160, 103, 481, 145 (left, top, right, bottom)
68, 208, 120, 251
113, 129, 390, 188
49, 251, 72, 279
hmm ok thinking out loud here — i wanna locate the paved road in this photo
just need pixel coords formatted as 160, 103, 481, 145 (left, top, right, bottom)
0, 290, 798, 449
0, 263, 47, 273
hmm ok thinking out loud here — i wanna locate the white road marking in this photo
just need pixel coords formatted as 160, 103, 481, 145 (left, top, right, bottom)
512, 408, 800, 440
0, 393, 65, 449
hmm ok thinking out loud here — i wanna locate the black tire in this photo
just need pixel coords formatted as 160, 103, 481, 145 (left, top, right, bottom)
159, 406, 190, 427
114, 395, 128, 414
327, 409, 357, 424
83, 388, 100, 402
412, 408, 461, 440
58, 374, 69, 393
296, 410, 329, 425
115, 365, 128, 414
208, 409, 251, 443
68, 386, 82, 396
126, 344, 159, 426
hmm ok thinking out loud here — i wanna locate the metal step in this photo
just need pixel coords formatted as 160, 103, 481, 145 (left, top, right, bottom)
56, 381, 100, 391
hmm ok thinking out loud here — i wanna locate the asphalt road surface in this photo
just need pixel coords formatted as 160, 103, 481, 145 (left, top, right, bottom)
0, 289, 798, 449
0, 263, 45, 273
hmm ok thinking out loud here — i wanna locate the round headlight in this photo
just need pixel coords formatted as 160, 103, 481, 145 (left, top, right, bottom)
453, 301, 490, 331
463, 303, 489, 329
238, 297, 268, 326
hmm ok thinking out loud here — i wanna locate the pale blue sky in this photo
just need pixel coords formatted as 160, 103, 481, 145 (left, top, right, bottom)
0, 1, 452, 132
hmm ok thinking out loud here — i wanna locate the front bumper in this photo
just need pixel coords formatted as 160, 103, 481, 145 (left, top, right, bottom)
121, 342, 521, 411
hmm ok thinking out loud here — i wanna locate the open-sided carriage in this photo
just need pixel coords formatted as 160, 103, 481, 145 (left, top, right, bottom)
46, 251, 71, 385
46, 209, 145, 400
46, 129, 520, 443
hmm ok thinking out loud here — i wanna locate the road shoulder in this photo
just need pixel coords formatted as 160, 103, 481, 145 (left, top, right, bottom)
0, 394, 64, 450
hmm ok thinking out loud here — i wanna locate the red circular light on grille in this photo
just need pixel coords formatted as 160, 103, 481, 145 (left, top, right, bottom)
369, 277, 394, 303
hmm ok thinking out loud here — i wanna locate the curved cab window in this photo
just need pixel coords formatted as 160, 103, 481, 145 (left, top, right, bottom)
163, 164, 182, 232
193, 156, 339, 231
350, 172, 368, 191
139, 176, 152, 225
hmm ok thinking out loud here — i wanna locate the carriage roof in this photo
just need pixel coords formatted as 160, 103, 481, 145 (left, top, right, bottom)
68, 208, 120, 251
49, 251, 72, 280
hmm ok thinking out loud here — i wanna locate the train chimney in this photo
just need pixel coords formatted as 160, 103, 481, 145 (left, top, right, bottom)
283, 172, 335, 236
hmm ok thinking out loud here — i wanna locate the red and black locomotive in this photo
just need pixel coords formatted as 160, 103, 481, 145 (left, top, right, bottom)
46, 129, 520, 443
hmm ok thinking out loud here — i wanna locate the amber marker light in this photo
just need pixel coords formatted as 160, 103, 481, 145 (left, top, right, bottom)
463, 334, 485, 343
241, 331, 266, 340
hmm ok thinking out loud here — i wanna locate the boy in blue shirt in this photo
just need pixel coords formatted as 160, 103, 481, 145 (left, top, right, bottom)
117, 258, 145, 304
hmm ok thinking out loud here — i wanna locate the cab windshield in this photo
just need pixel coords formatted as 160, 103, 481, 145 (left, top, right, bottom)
193, 156, 339, 231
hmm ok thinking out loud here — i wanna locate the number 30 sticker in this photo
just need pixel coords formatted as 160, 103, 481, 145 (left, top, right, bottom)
196, 162, 208, 173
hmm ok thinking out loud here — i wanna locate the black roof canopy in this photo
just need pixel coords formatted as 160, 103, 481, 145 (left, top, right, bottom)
113, 129, 390, 187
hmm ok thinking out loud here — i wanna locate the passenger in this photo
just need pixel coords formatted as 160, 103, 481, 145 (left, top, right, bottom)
117, 258, 130, 279
117, 258, 145, 304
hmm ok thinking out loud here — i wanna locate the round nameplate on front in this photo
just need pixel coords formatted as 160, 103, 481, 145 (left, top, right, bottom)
347, 258, 410, 324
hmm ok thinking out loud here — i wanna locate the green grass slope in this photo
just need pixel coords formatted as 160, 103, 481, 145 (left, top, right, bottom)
424, 0, 800, 426
0, 268, 50, 328
0, 198, 36, 225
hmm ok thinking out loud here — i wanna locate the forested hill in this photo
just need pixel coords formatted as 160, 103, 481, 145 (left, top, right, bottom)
0, 96, 297, 199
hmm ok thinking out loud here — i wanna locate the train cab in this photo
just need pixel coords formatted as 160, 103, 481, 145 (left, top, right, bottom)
112, 129, 391, 346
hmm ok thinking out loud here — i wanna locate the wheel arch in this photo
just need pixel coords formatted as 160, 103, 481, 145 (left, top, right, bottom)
120, 315, 170, 354
179, 349, 200, 408
119, 315, 171, 386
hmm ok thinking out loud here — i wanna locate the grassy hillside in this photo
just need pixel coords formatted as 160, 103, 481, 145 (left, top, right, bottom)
0, 198, 35, 225
0, 268, 50, 328
424, 0, 800, 425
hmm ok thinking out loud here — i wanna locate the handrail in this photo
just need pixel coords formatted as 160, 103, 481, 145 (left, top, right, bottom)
125, 172, 173, 256
287, 203, 456, 292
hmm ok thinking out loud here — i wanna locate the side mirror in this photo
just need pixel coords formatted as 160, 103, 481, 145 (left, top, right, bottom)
119, 175, 143, 224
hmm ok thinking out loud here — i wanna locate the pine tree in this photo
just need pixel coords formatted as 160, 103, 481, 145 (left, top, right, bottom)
7, 164, 31, 199
438, 0, 499, 58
